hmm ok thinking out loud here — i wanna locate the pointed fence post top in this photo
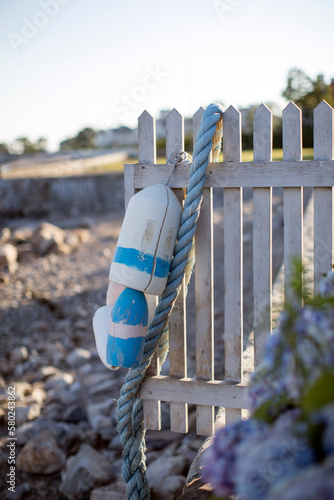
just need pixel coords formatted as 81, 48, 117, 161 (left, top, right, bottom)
167, 108, 182, 121
139, 110, 155, 125
254, 103, 272, 118
138, 110, 156, 163
283, 101, 302, 116
224, 105, 241, 122
283, 102, 302, 161
314, 99, 334, 119
314, 100, 334, 161
253, 103, 272, 161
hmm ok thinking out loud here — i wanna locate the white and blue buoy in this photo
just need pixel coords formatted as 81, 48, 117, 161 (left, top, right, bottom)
93, 183, 182, 370
93, 283, 148, 369
109, 184, 182, 296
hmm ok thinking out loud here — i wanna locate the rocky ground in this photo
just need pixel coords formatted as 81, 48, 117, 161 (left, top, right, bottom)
0, 189, 286, 500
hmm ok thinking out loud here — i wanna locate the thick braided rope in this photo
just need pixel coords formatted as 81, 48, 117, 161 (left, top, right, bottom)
116, 103, 224, 499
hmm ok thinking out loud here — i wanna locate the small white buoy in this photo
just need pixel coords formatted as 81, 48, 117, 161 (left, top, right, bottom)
106, 280, 126, 306
109, 184, 182, 295
93, 305, 116, 370
93, 287, 148, 369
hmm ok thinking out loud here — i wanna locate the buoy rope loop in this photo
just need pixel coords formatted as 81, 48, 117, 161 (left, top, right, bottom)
117, 103, 224, 499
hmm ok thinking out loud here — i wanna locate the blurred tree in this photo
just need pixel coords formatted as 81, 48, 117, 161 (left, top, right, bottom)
37, 137, 48, 152
282, 69, 334, 147
14, 137, 48, 154
76, 128, 96, 148
0, 143, 10, 156
60, 127, 96, 150
282, 68, 334, 109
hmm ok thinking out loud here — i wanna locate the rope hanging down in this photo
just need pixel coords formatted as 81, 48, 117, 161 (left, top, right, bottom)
116, 103, 224, 500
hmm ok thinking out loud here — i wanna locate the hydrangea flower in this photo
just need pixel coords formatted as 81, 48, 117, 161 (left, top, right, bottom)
268, 456, 334, 500
203, 270, 334, 500
248, 273, 334, 414
202, 418, 266, 497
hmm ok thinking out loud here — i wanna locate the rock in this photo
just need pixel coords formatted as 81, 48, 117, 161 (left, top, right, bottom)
90, 483, 126, 500
60, 443, 114, 500
0, 227, 11, 244
30, 222, 66, 256
177, 478, 212, 500
44, 372, 73, 391
73, 227, 90, 243
26, 385, 46, 405
64, 230, 80, 250
186, 437, 213, 485
164, 475, 187, 496
63, 403, 87, 423
146, 455, 187, 489
15, 405, 41, 426
86, 400, 114, 430
9, 346, 28, 363
11, 225, 35, 243
40, 365, 61, 378
15, 381, 32, 400
17, 430, 66, 474
16, 242, 34, 261
66, 347, 91, 368
5, 481, 31, 500
0, 243, 18, 272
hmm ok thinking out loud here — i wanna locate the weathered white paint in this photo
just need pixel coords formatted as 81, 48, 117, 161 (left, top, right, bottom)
138, 110, 161, 430
166, 109, 188, 433
193, 107, 215, 436
283, 102, 303, 305
253, 104, 272, 367
223, 105, 243, 424
132, 160, 334, 188
140, 375, 249, 410
314, 101, 334, 292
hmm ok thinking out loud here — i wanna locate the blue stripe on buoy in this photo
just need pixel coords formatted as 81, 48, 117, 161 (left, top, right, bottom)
106, 335, 144, 368
113, 247, 170, 278
111, 288, 148, 326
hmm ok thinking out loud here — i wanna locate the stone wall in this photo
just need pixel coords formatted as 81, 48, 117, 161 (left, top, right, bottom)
0, 173, 125, 217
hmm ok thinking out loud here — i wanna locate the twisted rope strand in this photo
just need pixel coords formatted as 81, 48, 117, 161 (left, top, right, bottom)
116, 103, 224, 499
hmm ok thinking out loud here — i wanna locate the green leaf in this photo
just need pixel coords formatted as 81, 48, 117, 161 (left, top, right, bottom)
252, 395, 295, 424
301, 370, 334, 416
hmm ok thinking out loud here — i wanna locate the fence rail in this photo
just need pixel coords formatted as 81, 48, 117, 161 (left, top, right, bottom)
126, 100, 334, 436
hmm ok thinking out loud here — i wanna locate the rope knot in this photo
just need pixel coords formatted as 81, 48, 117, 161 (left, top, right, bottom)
166, 150, 192, 186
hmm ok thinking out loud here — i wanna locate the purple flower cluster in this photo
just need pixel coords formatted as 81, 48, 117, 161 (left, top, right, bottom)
202, 418, 266, 497
203, 271, 334, 500
248, 272, 334, 413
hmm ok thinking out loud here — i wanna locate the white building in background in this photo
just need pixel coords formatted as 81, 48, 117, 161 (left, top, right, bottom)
94, 126, 137, 148
95, 111, 194, 150
156, 110, 193, 139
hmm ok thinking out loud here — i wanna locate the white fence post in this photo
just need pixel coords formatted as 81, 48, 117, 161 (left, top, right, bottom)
253, 104, 273, 367
282, 102, 303, 304
314, 101, 334, 292
223, 105, 243, 424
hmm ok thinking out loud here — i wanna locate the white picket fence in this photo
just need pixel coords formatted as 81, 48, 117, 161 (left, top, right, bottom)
124, 100, 334, 437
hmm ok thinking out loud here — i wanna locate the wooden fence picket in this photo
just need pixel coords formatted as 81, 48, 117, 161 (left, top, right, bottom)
223, 105, 243, 424
166, 109, 188, 433
313, 101, 334, 293
253, 104, 273, 367
138, 111, 161, 431
193, 107, 215, 436
282, 102, 303, 304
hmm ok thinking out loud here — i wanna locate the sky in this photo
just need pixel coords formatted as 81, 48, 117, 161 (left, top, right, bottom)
0, 0, 333, 151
